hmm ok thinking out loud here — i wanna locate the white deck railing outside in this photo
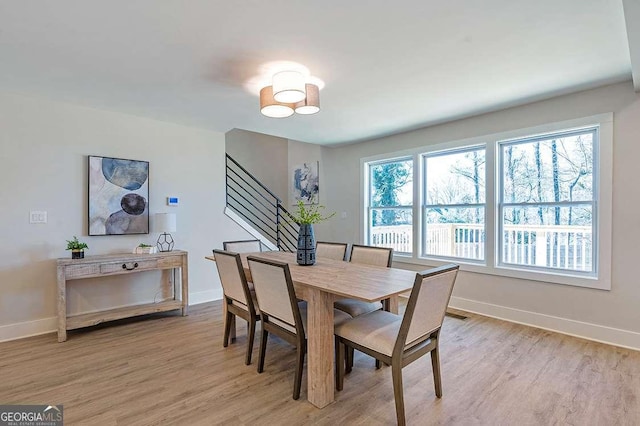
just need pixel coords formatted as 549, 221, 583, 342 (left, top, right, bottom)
370, 223, 592, 271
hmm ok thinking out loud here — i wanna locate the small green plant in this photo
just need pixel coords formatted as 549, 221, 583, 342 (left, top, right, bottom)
138, 243, 153, 248
66, 236, 88, 251
289, 199, 335, 225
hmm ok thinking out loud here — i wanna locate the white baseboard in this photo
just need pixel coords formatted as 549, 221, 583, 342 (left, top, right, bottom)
450, 296, 640, 351
0, 316, 57, 343
190, 289, 223, 306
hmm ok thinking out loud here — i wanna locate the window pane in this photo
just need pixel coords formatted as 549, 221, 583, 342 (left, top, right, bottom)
426, 149, 485, 205
370, 208, 412, 253
502, 132, 594, 203
501, 206, 593, 272
424, 207, 485, 260
370, 160, 413, 207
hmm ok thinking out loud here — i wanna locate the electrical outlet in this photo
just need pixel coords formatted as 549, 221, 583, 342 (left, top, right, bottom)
30, 211, 47, 224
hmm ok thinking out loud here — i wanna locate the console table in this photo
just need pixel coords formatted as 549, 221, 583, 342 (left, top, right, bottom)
56, 250, 188, 342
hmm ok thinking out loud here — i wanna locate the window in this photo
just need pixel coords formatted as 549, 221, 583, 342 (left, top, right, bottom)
362, 114, 612, 289
498, 128, 596, 274
423, 147, 486, 261
367, 158, 413, 254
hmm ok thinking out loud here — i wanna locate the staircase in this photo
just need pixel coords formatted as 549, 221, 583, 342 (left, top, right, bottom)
224, 154, 298, 251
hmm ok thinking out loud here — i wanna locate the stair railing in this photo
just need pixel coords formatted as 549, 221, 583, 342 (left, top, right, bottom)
225, 154, 298, 251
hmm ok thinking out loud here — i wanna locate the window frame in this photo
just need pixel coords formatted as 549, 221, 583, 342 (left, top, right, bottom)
421, 145, 487, 263
360, 113, 612, 290
365, 156, 414, 255
496, 127, 598, 277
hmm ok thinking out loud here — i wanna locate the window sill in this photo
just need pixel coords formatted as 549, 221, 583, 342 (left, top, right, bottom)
392, 254, 610, 291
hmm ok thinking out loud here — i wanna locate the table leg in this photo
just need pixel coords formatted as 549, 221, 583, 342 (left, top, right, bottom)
181, 254, 189, 316
306, 288, 334, 408
57, 266, 67, 342
388, 295, 399, 314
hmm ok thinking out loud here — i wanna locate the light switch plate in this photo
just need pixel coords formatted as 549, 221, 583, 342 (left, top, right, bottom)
30, 211, 47, 224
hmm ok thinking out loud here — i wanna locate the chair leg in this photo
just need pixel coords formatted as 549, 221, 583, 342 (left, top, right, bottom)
431, 343, 443, 398
257, 329, 268, 373
335, 338, 344, 391
391, 362, 406, 426
346, 347, 354, 374
230, 315, 237, 343
223, 311, 233, 347
245, 318, 256, 365
375, 359, 382, 369
293, 344, 306, 400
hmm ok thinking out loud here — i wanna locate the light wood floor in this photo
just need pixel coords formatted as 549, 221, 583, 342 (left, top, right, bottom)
1, 301, 638, 425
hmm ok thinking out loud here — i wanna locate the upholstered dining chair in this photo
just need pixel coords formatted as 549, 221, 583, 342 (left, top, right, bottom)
247, 255, 351, 400
335, 264, 459, 426
315, 241, 348, 261
212, 249, 260, 365
222, 239, 262, 253
334, 244, 394, 318
348, 244, 393, 267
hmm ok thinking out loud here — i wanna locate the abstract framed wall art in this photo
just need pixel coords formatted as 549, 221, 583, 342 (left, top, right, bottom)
292, 161, 319, 204
88, 156, 149, 235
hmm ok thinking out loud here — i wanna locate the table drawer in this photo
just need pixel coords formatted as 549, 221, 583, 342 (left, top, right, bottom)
158, 255, 183, 268
100, 259, 159, 274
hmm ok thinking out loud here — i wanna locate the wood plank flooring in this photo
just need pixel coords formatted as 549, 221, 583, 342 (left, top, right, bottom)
0, 301, 638, 425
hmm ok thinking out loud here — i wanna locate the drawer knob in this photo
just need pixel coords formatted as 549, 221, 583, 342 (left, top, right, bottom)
122, 262, 139, 271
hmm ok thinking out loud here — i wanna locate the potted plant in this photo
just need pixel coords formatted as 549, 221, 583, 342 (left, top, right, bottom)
134, 243, 157, 254
289, 199, 335, 266
66, 236, 88, 259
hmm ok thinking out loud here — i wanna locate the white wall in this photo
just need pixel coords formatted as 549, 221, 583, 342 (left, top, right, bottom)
0, 93, 253, 341
321, 81, 640, 349
225, 128, 288, 202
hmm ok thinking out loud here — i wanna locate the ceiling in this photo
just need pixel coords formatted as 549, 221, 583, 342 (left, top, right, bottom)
0, 0, 638, 145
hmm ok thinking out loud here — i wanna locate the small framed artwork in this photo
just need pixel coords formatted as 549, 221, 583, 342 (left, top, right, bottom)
88, 155, 150, 235
292, 161, 319, 204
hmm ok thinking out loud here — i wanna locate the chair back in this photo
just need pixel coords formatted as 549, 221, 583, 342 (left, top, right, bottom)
397, 264, 459, 351
247, 256, 303, 335
212, 250, 252, 308
349, 244, 393, 267
223, 239, 262, 253
316, 241, 348, 261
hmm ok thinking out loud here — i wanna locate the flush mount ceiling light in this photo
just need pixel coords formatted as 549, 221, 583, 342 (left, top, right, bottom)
259, 68, 321, 118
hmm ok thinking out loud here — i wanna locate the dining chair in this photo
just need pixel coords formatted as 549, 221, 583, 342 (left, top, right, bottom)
212, 249, 260, 365
222, 239, 262, 253
315, 241, 348, 261
247, 255, 351, 400
335, 264, 459, 426
334, 244, 394, 318
348, 244, 393, 267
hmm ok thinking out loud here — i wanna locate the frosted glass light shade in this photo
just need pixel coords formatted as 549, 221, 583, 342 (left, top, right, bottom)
272, 70, 306, 103
260, 86, 294, 118
295, 84, 320, 115
155, 213, 176, 233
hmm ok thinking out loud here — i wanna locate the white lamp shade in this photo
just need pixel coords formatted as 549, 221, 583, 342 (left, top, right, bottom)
155, 213, 176, 233
272, 70, 306, 103
260, 86, 294, 118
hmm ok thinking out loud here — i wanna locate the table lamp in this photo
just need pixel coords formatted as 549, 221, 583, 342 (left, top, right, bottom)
155, 213, 176, 252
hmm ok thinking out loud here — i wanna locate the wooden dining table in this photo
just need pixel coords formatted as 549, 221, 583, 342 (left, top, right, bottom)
205, 251, 417, 408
